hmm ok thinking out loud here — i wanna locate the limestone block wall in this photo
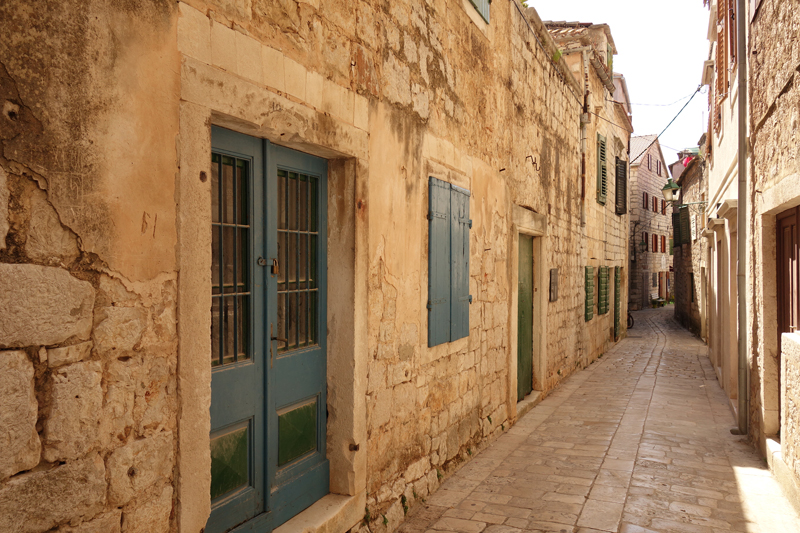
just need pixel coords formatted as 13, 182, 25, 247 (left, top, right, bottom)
0, 0, 630, 531
748, 0, 800, 462
673, 160, 706, 337
629, 142, 673, 310
0, 1, 181, 532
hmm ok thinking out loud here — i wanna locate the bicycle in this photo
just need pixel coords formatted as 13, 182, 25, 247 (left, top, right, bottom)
627, 311, 634, 329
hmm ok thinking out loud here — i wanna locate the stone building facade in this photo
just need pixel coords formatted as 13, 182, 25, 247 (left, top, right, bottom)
671, 150, 707, 340
0, 1, 630, 532
748, 0, 800, 507
628, 135, 673, 311
700, 0, 744, 418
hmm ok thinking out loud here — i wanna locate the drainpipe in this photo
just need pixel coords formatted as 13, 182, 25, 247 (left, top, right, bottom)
736, 0, 748, 435
580, 49, 590, 227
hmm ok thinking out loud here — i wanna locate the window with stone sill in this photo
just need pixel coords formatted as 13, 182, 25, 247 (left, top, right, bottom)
468, 0, 490, 24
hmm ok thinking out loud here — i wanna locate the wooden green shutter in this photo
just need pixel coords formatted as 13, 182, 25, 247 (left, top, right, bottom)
450, 185, 471, 342
615, 267, 622, 335
585, 266, 594, 321
673, 212, 681, 245
598, 266, 609, 315
468, 0, 490, 23
597, 134, 607, 205
615, 158, 627, 215
428, 177, 451, 347
679, 207, 691, 245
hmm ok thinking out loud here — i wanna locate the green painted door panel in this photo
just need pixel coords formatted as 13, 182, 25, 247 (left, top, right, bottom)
518, 235, 533, 401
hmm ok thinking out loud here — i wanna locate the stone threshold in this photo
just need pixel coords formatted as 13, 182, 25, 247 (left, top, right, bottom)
765, 438, 800, 518
516, 390, 543, 420
274, 492, 366, 533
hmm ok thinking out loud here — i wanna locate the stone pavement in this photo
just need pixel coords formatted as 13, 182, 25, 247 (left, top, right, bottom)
397, 307, 800, 533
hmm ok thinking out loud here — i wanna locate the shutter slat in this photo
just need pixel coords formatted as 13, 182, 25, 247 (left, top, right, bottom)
679, 207, 691, 245
450, 186, 470, 342
428, 177, 451, 347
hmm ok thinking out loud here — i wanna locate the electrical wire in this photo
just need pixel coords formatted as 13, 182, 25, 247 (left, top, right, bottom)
590, 111, 632, 133
630, 86, 703, 163
607, 87, 707, 107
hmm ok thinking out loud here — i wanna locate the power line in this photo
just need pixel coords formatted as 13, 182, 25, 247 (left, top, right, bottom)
608, 87, 706, 107
630, 86, 703, 163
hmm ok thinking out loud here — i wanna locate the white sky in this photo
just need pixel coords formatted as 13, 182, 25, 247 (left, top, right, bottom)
530, 0, 711, 167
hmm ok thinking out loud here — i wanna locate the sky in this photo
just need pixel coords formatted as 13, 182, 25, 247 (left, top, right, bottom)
531, 0, 711, 167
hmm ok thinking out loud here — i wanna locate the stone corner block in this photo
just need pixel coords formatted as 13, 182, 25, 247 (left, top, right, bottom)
0, 263, 95, 348
42, 361, 103, 463
0, 350, 41, 481
108, 431, 174, 507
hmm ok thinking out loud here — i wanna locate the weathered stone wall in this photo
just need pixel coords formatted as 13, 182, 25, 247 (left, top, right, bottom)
0, 1, 180, 531
748, 0, 800, 464
673, 159, 706, 337
1, 0, 630, 531
629, 142, 673, 311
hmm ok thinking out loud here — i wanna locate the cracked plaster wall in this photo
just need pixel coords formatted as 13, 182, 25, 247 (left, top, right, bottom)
0, 0, 180, 531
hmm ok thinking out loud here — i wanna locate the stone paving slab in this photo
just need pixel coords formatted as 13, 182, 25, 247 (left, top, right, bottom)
398, 307, 800, 533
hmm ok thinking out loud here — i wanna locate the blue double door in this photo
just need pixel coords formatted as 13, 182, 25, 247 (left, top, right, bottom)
208, 127, 329, 532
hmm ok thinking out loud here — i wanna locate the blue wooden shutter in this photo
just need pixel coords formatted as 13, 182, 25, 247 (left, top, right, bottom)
450, 185, 471, 341
468, 0, 490, 23
428, 177, 451, 347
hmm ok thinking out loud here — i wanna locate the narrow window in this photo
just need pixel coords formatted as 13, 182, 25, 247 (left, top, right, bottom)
211, 153, 250, 367
643, 192, 649, 209
468, 0, 490, 23
644, 231, 649, 252
428, 177, 471, 347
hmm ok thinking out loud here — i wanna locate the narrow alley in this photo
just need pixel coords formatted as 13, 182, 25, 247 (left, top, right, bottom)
397, 307, 800, 533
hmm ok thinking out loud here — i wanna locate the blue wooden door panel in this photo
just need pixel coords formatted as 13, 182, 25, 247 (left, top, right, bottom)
266, 144, 329, 526
208, 126, 266, 532
450, 185, 470, 341
208, 130, 328, 533
428, 177, 451, 347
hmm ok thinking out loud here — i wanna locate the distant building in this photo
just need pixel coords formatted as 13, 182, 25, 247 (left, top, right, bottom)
628, 136, 673, 310
670, 145, 706, 339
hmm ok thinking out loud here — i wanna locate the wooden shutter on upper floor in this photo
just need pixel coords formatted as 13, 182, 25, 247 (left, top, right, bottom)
662, 235, 666, 253
673, 212, 681, 245
428, 177, 451, 347
450, 184, 471, 342
585, 266, 594, 321
597, 134, 607, 205
679, 207, 691, 245
729, 0, 737, 68
644, 192, 649, 209
715, 0, 727, 133
615, 158, 627, 215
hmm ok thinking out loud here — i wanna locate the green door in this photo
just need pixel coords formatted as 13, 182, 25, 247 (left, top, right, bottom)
208, 127, 328, 533
518, 235, 533, 401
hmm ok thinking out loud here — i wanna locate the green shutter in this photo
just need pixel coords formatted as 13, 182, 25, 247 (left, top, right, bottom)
669, 238, 674, 255
672, 212, 681, 245
428, 177, 451, 347
450, 185, 471, 342
585, 266, 594, 321
597, 134, 607, 205
615, 158, 627, 215
598, 266, 609, 315
614, 266, 622, 338
468, 0, 490, 23
679, 207, 691, 245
